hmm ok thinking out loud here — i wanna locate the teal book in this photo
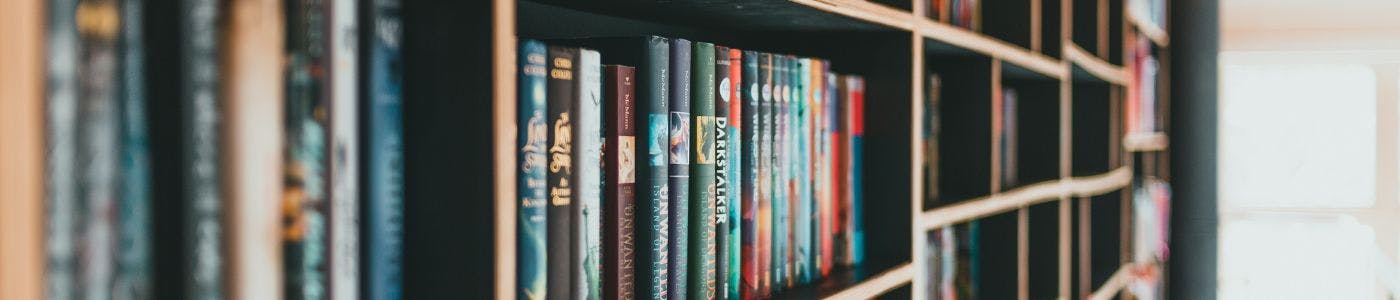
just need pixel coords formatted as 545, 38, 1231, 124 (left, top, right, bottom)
517, 40, 549, 300
688, 42, 717, 300
667, 38, 692, 300
117, 0, 153, 296
771, 55, 788, 290
793, 57, 812, 284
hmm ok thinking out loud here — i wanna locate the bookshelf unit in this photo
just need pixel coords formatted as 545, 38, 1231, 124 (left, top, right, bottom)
475, 0, 1170, 298
0, 0, 1171, 298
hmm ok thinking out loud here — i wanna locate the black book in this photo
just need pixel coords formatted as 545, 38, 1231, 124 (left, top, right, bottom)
666, 38, 691, 299
546, 45, 579, 300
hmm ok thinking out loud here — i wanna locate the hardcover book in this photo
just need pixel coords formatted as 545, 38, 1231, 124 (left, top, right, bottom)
740, 51, 762, 299
771, 54, 788, 290
713, 44, 732, 300
688, 42, 718, 300
811, 59, 830, 278
329, 0, 360, 296
118, 0, 153, 295
846, 75, 866, 266
565, 36, 670, 300
285, 0, 331, 297
756, 52, 775, 297
823, 69, 841, 273
78, 0, 123, 297
603, 64, 638, 300
366, 0, 405, 298
667, 38, 692, 300
725, 48, 744, 300
575, 48, 604, 300
45, 0, 79, 296
546, 45, 578, 300
182, 0, 224, 297
518, 40, 549, 300
793, 57, 812, 284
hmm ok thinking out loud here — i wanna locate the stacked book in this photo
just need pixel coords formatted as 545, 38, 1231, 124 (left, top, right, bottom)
517, 36, 868, 300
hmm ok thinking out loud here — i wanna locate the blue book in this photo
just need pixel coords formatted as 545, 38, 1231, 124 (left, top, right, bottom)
667, 38, 692, 300
117, 0, 152, 297
516, 40, 549, 300
368, 0, 405, 299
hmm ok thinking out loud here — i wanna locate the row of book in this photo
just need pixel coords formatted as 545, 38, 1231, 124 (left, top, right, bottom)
516, 36, 868, 300
1126, 34, 1160, 133
925, 0, 982, 30
39, 0, 404, 298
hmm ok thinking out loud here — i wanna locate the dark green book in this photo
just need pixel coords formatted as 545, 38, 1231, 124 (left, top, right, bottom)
688, 42, 717, 300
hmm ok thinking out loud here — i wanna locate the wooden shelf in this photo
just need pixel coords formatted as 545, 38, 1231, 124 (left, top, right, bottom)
1087, 262, 1158, 300
919, 167, 1132, 230
1065, 42, 1127, 85
918, 18, 1067, 80
1124, 132, 1168, 152
819, 263, 914, 300
790, 0, 918, 31
1126, 9, 1169, 47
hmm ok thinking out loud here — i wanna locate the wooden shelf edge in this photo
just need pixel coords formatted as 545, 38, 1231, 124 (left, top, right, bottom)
1087, 262, 1159, 300
919, 167, 1131, 230
917, 19, 1067, 80
1125, 10, 1169, 47
1064, 42, 1127, 85
822, 263, 915, 300
1123, 132, 1167, 152
791, 0, 917, 31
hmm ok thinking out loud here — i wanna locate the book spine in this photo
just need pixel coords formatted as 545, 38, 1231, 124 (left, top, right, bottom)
575, 48, 603, 300
784, 55, 799, 288
329, 0, 359, 297
689, 42, 717, 300
771, 55, 787, 291
638, 36, 671, 300
603, 65, 637, 300
367, 0, 403, 298
546, 45, 578, 300
812, 60, 831, 278
739, 51, 761, 300
832, 75, 848, 267
667, 38, 691, 300
118, 0, 153, 296
183, 0, 224, 297
848, 76, 865, 265
285, 0, 330, 297
793, 57, 812, 284
1002, 88, 1017, 187
45, 0, 80, 296
712, 45, 732, 300
224, 0, 285, 296
518, 40, 550, 300
924, 74, 941, 207
756, 53, 773, 296
725, 48, 743, 300
75, 0, 123, 298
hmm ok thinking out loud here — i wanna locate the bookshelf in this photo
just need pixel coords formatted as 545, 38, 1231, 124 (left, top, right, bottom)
0, 0, 1171, 298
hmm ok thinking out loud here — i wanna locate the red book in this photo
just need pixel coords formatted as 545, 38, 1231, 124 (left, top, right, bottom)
604, 65, 638, 300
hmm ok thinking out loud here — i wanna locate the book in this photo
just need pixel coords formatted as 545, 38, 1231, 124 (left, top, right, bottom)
924, 74, 942, 207
713, 44, 732, 300
223, 0, 285, 297
117, 0, 153, 296
182, 0, 224, 297
603, 64, 638, 300
756, 52, 774, 297
725, 48, 743, 300
793, 57, 812, 284
831, 72, 848, 268
365, 0, 404, 298
1000, 88, 1018, 188
688, 41, 718, 300
668, 38, 692, 300
285, 0, 330, 296
45, 0, 80, 297
329, 0, 360, 296
545, 45, 578, 300
565, 36, 670, 300
575, 48, 604, 300
75, 0, 124, 298
784, 55, 798, 288
812, 59, 831, 278
740, 50, 763, 299
845, 75, 866, 266
518, 40, 550, 300
771, 54, 788, 291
